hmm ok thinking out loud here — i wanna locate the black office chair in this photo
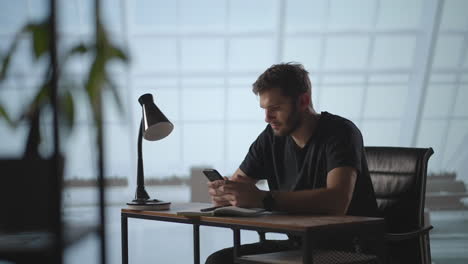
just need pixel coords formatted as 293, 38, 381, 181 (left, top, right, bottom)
238, 147, 434, 264
365, 146, 434, 264
0, 157, 64, 264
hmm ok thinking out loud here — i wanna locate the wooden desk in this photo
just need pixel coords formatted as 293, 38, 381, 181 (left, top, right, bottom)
121, 203, 385, 264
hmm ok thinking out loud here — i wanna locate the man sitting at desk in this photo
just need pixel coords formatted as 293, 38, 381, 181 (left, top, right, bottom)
206, 63, 378, 264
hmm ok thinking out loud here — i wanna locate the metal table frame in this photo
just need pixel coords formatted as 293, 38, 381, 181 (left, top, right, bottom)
121, 210, 385, 264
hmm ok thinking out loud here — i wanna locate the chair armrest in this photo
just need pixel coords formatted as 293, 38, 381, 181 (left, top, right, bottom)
385, 225, 433, 242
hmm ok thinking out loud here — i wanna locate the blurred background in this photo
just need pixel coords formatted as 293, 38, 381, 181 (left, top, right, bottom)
1, 0, 467, 263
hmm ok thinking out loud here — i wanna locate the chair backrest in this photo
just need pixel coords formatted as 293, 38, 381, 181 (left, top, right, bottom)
365, 147, 434, 233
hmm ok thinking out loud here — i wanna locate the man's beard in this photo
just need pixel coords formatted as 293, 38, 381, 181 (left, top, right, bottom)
272, 107, 302, 136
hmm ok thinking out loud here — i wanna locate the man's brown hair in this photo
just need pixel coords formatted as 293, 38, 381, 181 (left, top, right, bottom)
252, 62, 312, 100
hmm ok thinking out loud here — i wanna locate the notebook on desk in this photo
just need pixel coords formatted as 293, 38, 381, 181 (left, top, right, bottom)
177, 206, 266, 217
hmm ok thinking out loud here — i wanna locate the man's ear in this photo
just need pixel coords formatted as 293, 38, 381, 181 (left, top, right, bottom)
299, 93, 310, 111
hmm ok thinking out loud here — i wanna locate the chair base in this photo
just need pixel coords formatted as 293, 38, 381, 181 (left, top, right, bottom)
236, 249, 378, 264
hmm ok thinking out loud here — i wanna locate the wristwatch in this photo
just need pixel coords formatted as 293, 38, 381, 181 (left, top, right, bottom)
262, 191, 275, 211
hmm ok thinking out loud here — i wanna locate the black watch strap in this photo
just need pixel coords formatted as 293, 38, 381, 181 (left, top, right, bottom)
262, 191, 275, 211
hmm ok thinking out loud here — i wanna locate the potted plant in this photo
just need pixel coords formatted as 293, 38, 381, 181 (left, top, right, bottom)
0, 10, 128, 236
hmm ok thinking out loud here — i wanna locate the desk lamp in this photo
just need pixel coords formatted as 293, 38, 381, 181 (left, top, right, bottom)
127, 93, 173, 210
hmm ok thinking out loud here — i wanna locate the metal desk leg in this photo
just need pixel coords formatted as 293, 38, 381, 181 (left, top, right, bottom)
233, 229, 241, 261
303, 231, 312, 264
121, 213, 128, 264
193, 224, 200, 264
258, 231, 266, 243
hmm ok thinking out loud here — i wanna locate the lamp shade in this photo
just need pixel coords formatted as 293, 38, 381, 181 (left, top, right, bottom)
138, 94, 174, 141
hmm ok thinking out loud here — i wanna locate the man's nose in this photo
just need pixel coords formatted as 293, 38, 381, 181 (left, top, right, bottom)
265, 110, 274, 123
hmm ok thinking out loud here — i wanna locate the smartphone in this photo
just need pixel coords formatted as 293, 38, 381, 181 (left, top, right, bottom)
202, 169, 224, 182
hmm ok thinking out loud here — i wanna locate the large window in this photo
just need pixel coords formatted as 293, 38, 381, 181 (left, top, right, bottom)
417, 0, 468, 176
1, 0, 467, 184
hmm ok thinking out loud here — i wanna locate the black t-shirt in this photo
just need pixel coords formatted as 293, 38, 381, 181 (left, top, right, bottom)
240, 111, 378, 217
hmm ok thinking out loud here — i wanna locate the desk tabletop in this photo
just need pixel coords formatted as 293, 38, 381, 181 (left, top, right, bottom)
122, 202, 384, 232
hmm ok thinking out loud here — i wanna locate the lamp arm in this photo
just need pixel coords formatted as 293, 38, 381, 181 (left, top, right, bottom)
135, 119, 150, 201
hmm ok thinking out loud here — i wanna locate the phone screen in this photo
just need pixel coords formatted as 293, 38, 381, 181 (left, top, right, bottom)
203, 169, 224, 182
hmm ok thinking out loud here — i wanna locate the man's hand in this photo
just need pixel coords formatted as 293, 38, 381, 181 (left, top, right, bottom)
207, 172, 265, 208
221, 175, 266, 208
207, 178, 231, 207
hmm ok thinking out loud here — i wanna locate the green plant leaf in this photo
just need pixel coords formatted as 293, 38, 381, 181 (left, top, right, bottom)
109, 46, 128, 62
78, 21, 130, 129
0, 54, 12, 82
0, 30, 23, 82
30, 22, 50, 60
20, 80, 50, 121
70, 43, 89, 55
61, 43, 90, 68
85, 54, 106, 125
104, 73, 124, 117
65, 43, 89, 60
0, 104, 14, 126
59, 90, 75, 135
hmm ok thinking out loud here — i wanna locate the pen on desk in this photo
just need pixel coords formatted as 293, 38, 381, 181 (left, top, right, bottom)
200, 205, 230, 212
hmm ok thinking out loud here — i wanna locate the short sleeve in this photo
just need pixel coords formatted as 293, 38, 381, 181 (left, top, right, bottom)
325, 124, 363, 174
239, 127, 270, 180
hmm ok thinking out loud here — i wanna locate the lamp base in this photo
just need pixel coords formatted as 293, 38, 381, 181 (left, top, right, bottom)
127, 199, 171, 211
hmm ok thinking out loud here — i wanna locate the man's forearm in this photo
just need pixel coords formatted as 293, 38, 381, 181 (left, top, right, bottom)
272, 188, 350, 215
